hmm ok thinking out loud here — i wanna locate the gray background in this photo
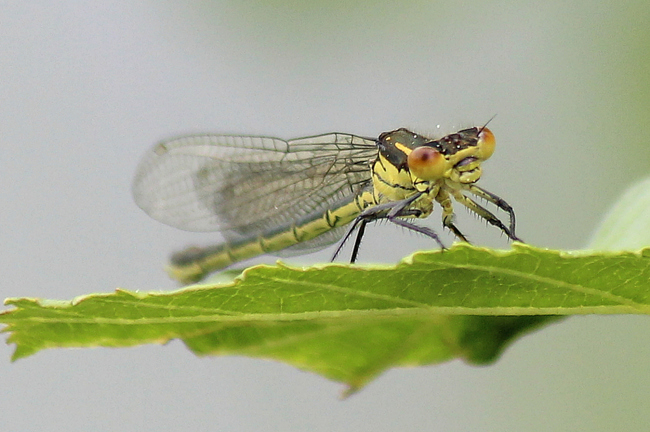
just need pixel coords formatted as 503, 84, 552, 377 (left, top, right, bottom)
2, 1, 650, 431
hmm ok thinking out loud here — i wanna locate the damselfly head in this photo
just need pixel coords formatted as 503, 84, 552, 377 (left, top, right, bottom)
439, 126, 497, 185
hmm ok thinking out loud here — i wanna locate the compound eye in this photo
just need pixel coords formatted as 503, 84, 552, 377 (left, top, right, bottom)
408, 146, 447, 180
477, 127, 496, 160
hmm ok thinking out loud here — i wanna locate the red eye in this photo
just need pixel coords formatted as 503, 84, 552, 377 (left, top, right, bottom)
407, 146, 447, 180
477, 127, 496, 160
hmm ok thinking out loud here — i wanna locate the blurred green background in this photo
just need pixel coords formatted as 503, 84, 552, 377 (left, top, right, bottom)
1, 1, 649, 431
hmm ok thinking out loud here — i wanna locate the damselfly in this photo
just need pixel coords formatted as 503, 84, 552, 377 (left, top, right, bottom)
133, 126, 521, 283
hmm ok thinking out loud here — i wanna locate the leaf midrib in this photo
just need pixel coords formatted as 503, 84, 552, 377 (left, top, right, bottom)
4, 303, 646, 327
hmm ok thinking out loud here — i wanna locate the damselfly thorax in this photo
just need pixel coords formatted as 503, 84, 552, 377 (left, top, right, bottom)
133, 125, 521, 283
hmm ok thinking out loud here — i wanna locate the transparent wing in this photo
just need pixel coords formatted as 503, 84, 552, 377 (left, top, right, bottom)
132, 133, 377, 243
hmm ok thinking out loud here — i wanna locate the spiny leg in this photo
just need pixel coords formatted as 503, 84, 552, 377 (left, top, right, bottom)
361, 192, 446, 249
333, 192, 447, 262
451, 190, 518, 240
331, 196, 407, 262
332, 216, 367, 261
467, 185, 521, 241
387, 216, 445, 249
436, 189, 470, 242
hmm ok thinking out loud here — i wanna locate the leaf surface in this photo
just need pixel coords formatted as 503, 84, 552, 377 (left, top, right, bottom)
3, 244, 649, 391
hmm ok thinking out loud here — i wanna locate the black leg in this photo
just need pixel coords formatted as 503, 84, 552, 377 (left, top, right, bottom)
388, 216, 446, 248
452, 190, 521, 241
441, 212, 470, 242
332, 192, 449, 263
436, 188, 470, 243
350, 219, 367, 263
331, 200, 398, 263
467, 185, 522, 242
332, 216, 365, 261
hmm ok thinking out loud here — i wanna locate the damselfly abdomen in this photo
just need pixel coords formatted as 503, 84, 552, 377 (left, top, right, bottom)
133, 126, 521, 283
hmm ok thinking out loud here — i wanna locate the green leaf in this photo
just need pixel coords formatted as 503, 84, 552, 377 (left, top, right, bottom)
2, 244, 650, 391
